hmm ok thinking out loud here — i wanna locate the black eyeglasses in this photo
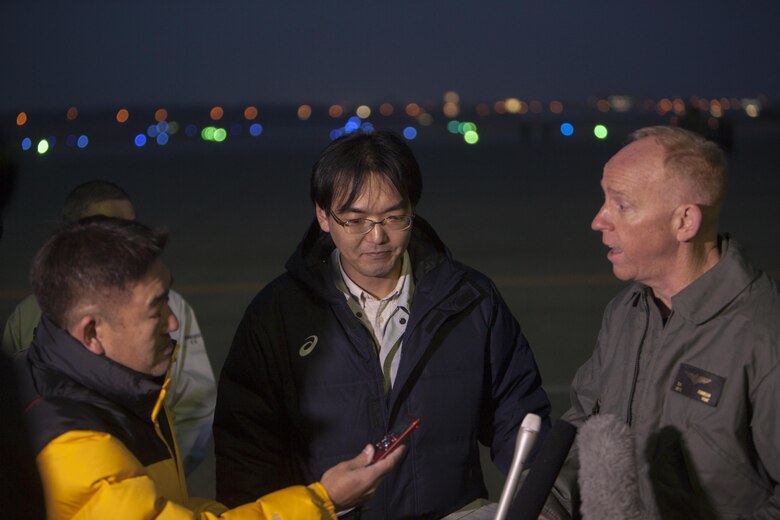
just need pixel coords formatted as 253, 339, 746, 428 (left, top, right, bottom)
329, 211, 414, 235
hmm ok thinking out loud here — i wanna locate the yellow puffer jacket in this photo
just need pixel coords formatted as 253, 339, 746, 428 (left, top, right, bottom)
20, 317, 336, 519
38, 430, 334, 519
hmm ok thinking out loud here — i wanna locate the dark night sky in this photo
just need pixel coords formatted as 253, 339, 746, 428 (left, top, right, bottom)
3, 1, 780, 111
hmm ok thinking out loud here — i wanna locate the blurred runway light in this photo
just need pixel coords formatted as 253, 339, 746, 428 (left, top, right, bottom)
379, 103, 394, 116
37, 139, 49, 154
493, 101, 506, 114
549, 100, 563, 114
460, 122, 477, 134
77, 135, 89, 148
116, 108, 130, 123
297, 104, 312, 120
201, 126, 216, 141
156, 133, 169, 145
505, 98, 521, 113
16, 112, 28, 126
593, 125, 608, 139
244, 106, 258, 120
360, 122, 375, 134
560, 123, 574, 136
417, 113, 433, 126
405, 103, 421, 117
447, 120, 460, 133
249, 123, 263, 136
328, 105, 344, 118
213, 128, 227, 142
402, 127, 417, 140
210, 106, 224, 121
67, 107, 78, 121
134, 134, 147, 147
21, 137, 32, 151
147, 125, 160, 138
608, 96, 633, 112
475, 103, 490, 117
48, 136, 57, 148
463, 130, 479, 144
356, 105, 371, 119
744, 100, 761, 117
443, 102, 459, 118
345, 116, 361, 133
154, 108, 168, 122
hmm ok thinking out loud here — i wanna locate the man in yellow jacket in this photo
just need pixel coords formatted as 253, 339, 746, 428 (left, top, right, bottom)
16, 216, 403, 519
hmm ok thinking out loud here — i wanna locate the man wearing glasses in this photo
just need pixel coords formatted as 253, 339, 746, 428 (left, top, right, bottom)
214, 130, 551, 519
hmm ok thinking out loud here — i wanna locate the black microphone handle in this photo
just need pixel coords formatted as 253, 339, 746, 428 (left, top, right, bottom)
507, 419, 578, 520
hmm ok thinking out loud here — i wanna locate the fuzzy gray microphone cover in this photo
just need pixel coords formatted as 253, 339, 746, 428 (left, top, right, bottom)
577, 414, 653, 520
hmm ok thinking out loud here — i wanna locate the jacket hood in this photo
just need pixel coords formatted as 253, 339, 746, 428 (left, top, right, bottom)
27, 316, 165, 421
284, 214, 457, 301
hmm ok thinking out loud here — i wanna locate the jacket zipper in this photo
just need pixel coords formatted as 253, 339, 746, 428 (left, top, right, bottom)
626, 295, 650, 425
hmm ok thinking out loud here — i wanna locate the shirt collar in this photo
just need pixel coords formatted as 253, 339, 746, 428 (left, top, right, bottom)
331, 248, 413, 307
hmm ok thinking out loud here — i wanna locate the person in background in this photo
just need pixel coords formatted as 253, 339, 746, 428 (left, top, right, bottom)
2, 180, 216, 474
0, 136, 46, 518
215, 130, 551, 519
17, 216, 403, 519
543, 126, 780, 519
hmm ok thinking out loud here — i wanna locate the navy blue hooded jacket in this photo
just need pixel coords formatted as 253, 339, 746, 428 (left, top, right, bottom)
214, 216, 551, 519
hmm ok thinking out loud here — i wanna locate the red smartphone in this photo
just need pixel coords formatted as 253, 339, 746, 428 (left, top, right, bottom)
373, 416, 420, 462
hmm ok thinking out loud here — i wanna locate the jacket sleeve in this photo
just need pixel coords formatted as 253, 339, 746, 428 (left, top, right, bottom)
37, 430, 335, 520
747, 360, 780, 519
166, 292, 217, 475
482, 281, 552, 473
214, 301, 303, 507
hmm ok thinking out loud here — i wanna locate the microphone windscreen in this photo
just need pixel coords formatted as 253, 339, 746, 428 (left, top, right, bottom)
507, 419, 577, 520
577, 414, 644, 520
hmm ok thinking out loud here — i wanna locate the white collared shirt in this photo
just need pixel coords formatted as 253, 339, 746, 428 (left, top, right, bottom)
331, 249, 414, 392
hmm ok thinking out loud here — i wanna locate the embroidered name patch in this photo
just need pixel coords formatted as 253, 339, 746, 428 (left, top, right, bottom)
671, 363, 725, 407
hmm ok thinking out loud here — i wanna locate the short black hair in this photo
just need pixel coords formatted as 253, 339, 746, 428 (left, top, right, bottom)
62, 180, 132, 223
310, 130, 423, 211
30, 216, 168, 329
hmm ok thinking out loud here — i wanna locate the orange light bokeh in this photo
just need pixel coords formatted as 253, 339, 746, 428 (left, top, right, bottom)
116, 109, 130, 123
405, 103, 421, 117
244, 106, 258, 120
154, 109, 168, 122
442, 102, 459, 118
328, 105, 344, 118
16, 112, 27, 126
210, 106, 224, 121
379, 103, 394, 116
67, 107, 78, 121
297, 104, 312, 120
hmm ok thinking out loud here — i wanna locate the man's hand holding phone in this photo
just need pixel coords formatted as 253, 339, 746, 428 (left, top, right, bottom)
321, 416, 420, 512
